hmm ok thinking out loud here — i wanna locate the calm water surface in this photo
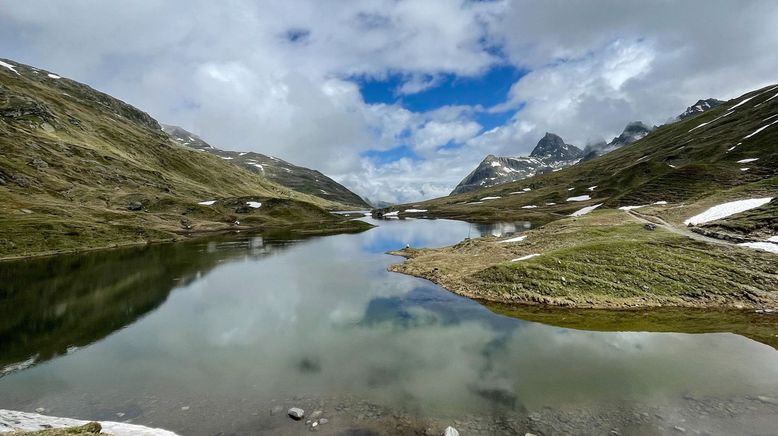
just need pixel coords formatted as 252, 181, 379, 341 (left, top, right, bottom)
1, 218, 777, 435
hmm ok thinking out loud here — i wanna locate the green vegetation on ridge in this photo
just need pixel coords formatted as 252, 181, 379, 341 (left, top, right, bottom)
0, 58, 370, 259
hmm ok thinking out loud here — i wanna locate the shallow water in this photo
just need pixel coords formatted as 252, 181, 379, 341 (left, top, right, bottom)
1, 218, 777, 435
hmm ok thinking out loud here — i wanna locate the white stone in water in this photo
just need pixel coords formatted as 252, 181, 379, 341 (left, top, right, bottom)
288, 407, 305, 420
444, 426, 460, 436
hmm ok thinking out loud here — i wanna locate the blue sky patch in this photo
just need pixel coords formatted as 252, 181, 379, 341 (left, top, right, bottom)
354, 65, 525, 112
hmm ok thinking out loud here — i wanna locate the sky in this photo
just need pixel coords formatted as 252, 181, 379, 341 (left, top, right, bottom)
2, 1, 778, 204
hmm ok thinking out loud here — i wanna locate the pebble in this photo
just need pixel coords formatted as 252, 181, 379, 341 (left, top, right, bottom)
34, 408, 45, 414
288, 407, 305, 420
180, 406, 190, 411
270, 405, 283, 415
319, 418, 328, 425
673, 426, 686, 432
310, 410, 323, 419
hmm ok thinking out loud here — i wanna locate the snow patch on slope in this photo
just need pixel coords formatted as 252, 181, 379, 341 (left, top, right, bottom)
684, 198, 773, 225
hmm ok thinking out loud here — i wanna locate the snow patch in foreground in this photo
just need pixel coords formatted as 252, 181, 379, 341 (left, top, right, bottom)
767, 236, 778, 243
738, 242, 778, 254
499, 235, 527, 243
198, 200, 216, 206
0, 409, 179, 436
684, 197, 773, 225
511, 253, 540, 262
567, 195, 591, 202
571, 203, 603, 217
246, 201, 262, 208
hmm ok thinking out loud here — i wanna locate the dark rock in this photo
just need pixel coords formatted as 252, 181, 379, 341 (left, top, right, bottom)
643, 223, 657, 231
127, 201, 143, 211
28, 158, 49, 169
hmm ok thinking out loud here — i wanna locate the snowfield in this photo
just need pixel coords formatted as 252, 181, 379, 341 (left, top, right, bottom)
567, 195, 591, 202
498, 235, 527, 243
511, 253, 541, 262
683, 197, 773, 225
0, 60, 20, 75
571, 203, 603, 217
738, 242, 778, 254
743, 119, 778, 139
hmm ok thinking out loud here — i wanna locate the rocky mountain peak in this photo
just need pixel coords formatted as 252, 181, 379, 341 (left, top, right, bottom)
678, 98, 724, 120
529, 132, 583, 162
610, 121, 653, 147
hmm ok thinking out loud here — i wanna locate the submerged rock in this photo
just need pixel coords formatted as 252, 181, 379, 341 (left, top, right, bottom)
444, 426, 460, 436
288, 407, 305, 420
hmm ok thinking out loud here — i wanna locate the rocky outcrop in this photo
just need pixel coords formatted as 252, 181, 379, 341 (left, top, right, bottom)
678, 98, 724, 120
451, 133, 582, 195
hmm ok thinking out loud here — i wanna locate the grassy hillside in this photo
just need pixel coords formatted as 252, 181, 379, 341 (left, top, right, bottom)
377, 83, 778, 229
390, 209, 778, 310
163, 124, 371, 208
0, 59, 370, 259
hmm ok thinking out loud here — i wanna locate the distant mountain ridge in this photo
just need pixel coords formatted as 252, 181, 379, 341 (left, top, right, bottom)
678, 98, 724, 120
451, 95, 728, 196
163, 125, 370, 208
581, 121, 654, 161
451, 133, 582, 195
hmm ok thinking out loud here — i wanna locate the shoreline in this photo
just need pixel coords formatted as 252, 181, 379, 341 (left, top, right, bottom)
0, 219, 373, 263
386, 209, 778, 312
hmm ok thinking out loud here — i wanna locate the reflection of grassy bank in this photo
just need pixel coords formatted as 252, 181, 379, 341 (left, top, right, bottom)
0, 231, 315, 373
485, 302, 778, 350
390, 210, 778, 309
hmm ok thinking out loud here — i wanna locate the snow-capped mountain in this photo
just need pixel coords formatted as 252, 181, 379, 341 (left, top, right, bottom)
451, 133, 582, 195
163, 125, 370, 208
581, 121, 654, 161
678, 98, 724, 120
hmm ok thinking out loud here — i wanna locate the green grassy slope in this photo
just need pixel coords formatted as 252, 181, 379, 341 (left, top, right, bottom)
0, 58, 368, 259
163, 124, 371, 208
378, 84, 778, 226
